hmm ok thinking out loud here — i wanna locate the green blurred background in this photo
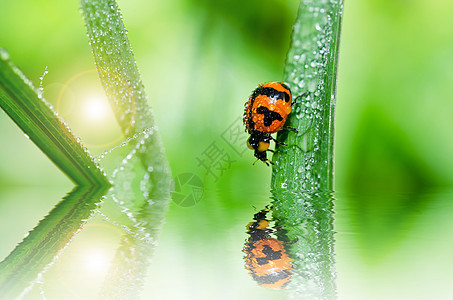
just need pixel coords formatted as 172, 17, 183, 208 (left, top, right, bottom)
1, 0, 453, 299
2, 0, 453, 193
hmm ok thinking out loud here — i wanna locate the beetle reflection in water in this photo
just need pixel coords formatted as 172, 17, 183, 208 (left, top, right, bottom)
243, 207, 293, 289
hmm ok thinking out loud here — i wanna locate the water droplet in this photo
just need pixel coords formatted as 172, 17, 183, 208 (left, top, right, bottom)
37, 66, 48, 99
0, 48, 10, 60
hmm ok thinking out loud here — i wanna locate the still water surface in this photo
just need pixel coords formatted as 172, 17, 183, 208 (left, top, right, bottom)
1, 186, 452, 300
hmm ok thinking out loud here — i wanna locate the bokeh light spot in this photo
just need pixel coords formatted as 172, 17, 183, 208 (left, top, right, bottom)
82, 247, 111, 275
83, 96, 110, 122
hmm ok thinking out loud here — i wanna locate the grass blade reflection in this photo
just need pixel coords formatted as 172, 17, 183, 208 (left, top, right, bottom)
271, 190, 336, 299
0, 185, 109, 299
97, 132, 171, 298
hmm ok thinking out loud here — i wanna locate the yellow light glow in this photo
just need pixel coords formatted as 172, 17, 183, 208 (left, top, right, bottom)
83, 96, 110, 122
81, 247, 111, 275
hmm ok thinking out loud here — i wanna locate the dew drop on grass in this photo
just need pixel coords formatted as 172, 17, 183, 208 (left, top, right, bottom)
37, 66, 48, 99
0, 48, 10, 60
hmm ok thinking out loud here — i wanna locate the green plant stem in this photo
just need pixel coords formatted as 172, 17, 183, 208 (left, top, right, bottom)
0, 53, 110, 187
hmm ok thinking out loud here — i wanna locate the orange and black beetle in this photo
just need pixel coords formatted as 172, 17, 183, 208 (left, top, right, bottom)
243, 82, 295, 166
243, 208, 293, 289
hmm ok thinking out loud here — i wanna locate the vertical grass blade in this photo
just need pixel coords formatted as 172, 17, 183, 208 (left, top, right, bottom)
270, 0, 343, 298
272, 0, 343, 192
0, 51, 110, 187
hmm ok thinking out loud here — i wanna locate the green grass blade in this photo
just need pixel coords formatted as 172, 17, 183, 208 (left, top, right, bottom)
79, 0, 172, 196
0, 52, 110, 187
272, 0, 343, 192
79, 0, 171, 189
0, 185, 108, 299
269, 0, 343, 297
80, 0, 156, 136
